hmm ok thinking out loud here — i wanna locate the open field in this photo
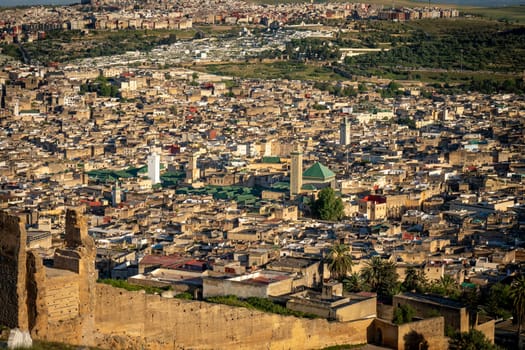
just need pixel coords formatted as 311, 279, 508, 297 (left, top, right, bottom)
462, 6, 525, 22
364, 68, 518, 84
402, 16, 520, 34
196, 61, 349, 81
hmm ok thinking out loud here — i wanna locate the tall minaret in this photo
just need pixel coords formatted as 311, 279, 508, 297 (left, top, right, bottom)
147, 151, 161, 185
290, 144, 303, 198
186, 151, 199, 184
14, 99, 19, 117
340, 116, 350, 146
111, 181, 121, 206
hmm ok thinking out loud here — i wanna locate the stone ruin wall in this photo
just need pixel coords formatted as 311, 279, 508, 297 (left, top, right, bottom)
0, 209, 96, 345
0, 212, 28, 330
92, 283, 373, 350
34, 209, 97, 346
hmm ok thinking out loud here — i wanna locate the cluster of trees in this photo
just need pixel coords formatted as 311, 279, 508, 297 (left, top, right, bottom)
466, 77, 525, 95
19, 29, 180, 63
0, 44, 23, 61
380, 81, 402, 98
345, 25, 525, 74
313, 81, 358, 97
80, 75, 119, 97
343, 23, 525, 82
326, 245, 399, 303
449, 329, 500, 350
326, 244, 525, 322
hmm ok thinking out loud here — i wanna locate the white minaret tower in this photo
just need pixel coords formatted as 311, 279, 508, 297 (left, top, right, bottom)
147, 151, 161, 185
290, 144, 303, 198
112, 181, 121, 206
14, 99, 19, 117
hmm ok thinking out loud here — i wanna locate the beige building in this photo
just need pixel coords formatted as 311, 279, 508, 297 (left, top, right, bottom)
393, 292, 495, 338
203, 270, 294, 298
287, 287, 377, 322
359, 195, 387, 221
290, 146, 303, 197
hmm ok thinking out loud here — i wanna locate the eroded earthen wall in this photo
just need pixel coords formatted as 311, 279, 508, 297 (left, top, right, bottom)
93, 284, 373, 350
26, 250, 47, 333
0, 211, 28, 330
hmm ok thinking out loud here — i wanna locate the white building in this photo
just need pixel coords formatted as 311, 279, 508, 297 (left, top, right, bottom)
147, 152, 161, 185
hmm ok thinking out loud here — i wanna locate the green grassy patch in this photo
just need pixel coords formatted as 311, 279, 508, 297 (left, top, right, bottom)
98, 278, 171, 295
160, 171, 186, 188
206, 295, 319, 319
87, 166, 147, 182
401, 17, 518, 35
197, 61, 346, 81
463, 6, 525, 23
174, 292, 194, 300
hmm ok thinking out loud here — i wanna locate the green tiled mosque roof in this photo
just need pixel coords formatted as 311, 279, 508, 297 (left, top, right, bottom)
302, 162, 335, 180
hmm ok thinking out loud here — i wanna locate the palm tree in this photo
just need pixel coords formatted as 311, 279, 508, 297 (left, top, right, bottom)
435, 274, 459, 297
344, 272, 363, 293
361, 256, 384, 291
402, 267, 427, 293
510, 276, 525, 349
326, 243, 353, 281
361, 256, 398, 302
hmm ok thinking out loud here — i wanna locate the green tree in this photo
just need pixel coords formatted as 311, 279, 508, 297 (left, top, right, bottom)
449, 329, 500, 350
99, 83, 111, 97
311, 187, 344, 221
510, 276, 525, 349
326, 244, 353, 281
402, 267, 427, 293
393, 304, 415, 325
484, 283, 512, 320
431, 275, 460, 298
343, 272, 363, 293
361, 256, 398, 303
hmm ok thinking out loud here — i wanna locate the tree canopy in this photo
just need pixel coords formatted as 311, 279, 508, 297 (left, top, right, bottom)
401, 267, 427, 293
393, 304, 415, 325
510, 276, 525, 349
311, 187, 344, 221
361, 256, 398, 303
449, 329, 500, 350
326, 244, 353, 281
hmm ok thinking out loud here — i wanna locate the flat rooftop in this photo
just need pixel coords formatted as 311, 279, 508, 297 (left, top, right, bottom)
268, 257, 317, 269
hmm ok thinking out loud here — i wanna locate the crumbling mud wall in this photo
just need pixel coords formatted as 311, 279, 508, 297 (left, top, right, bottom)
0, 212, 28, 330
32, 209, 97, 345
93, 284, 373, 350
